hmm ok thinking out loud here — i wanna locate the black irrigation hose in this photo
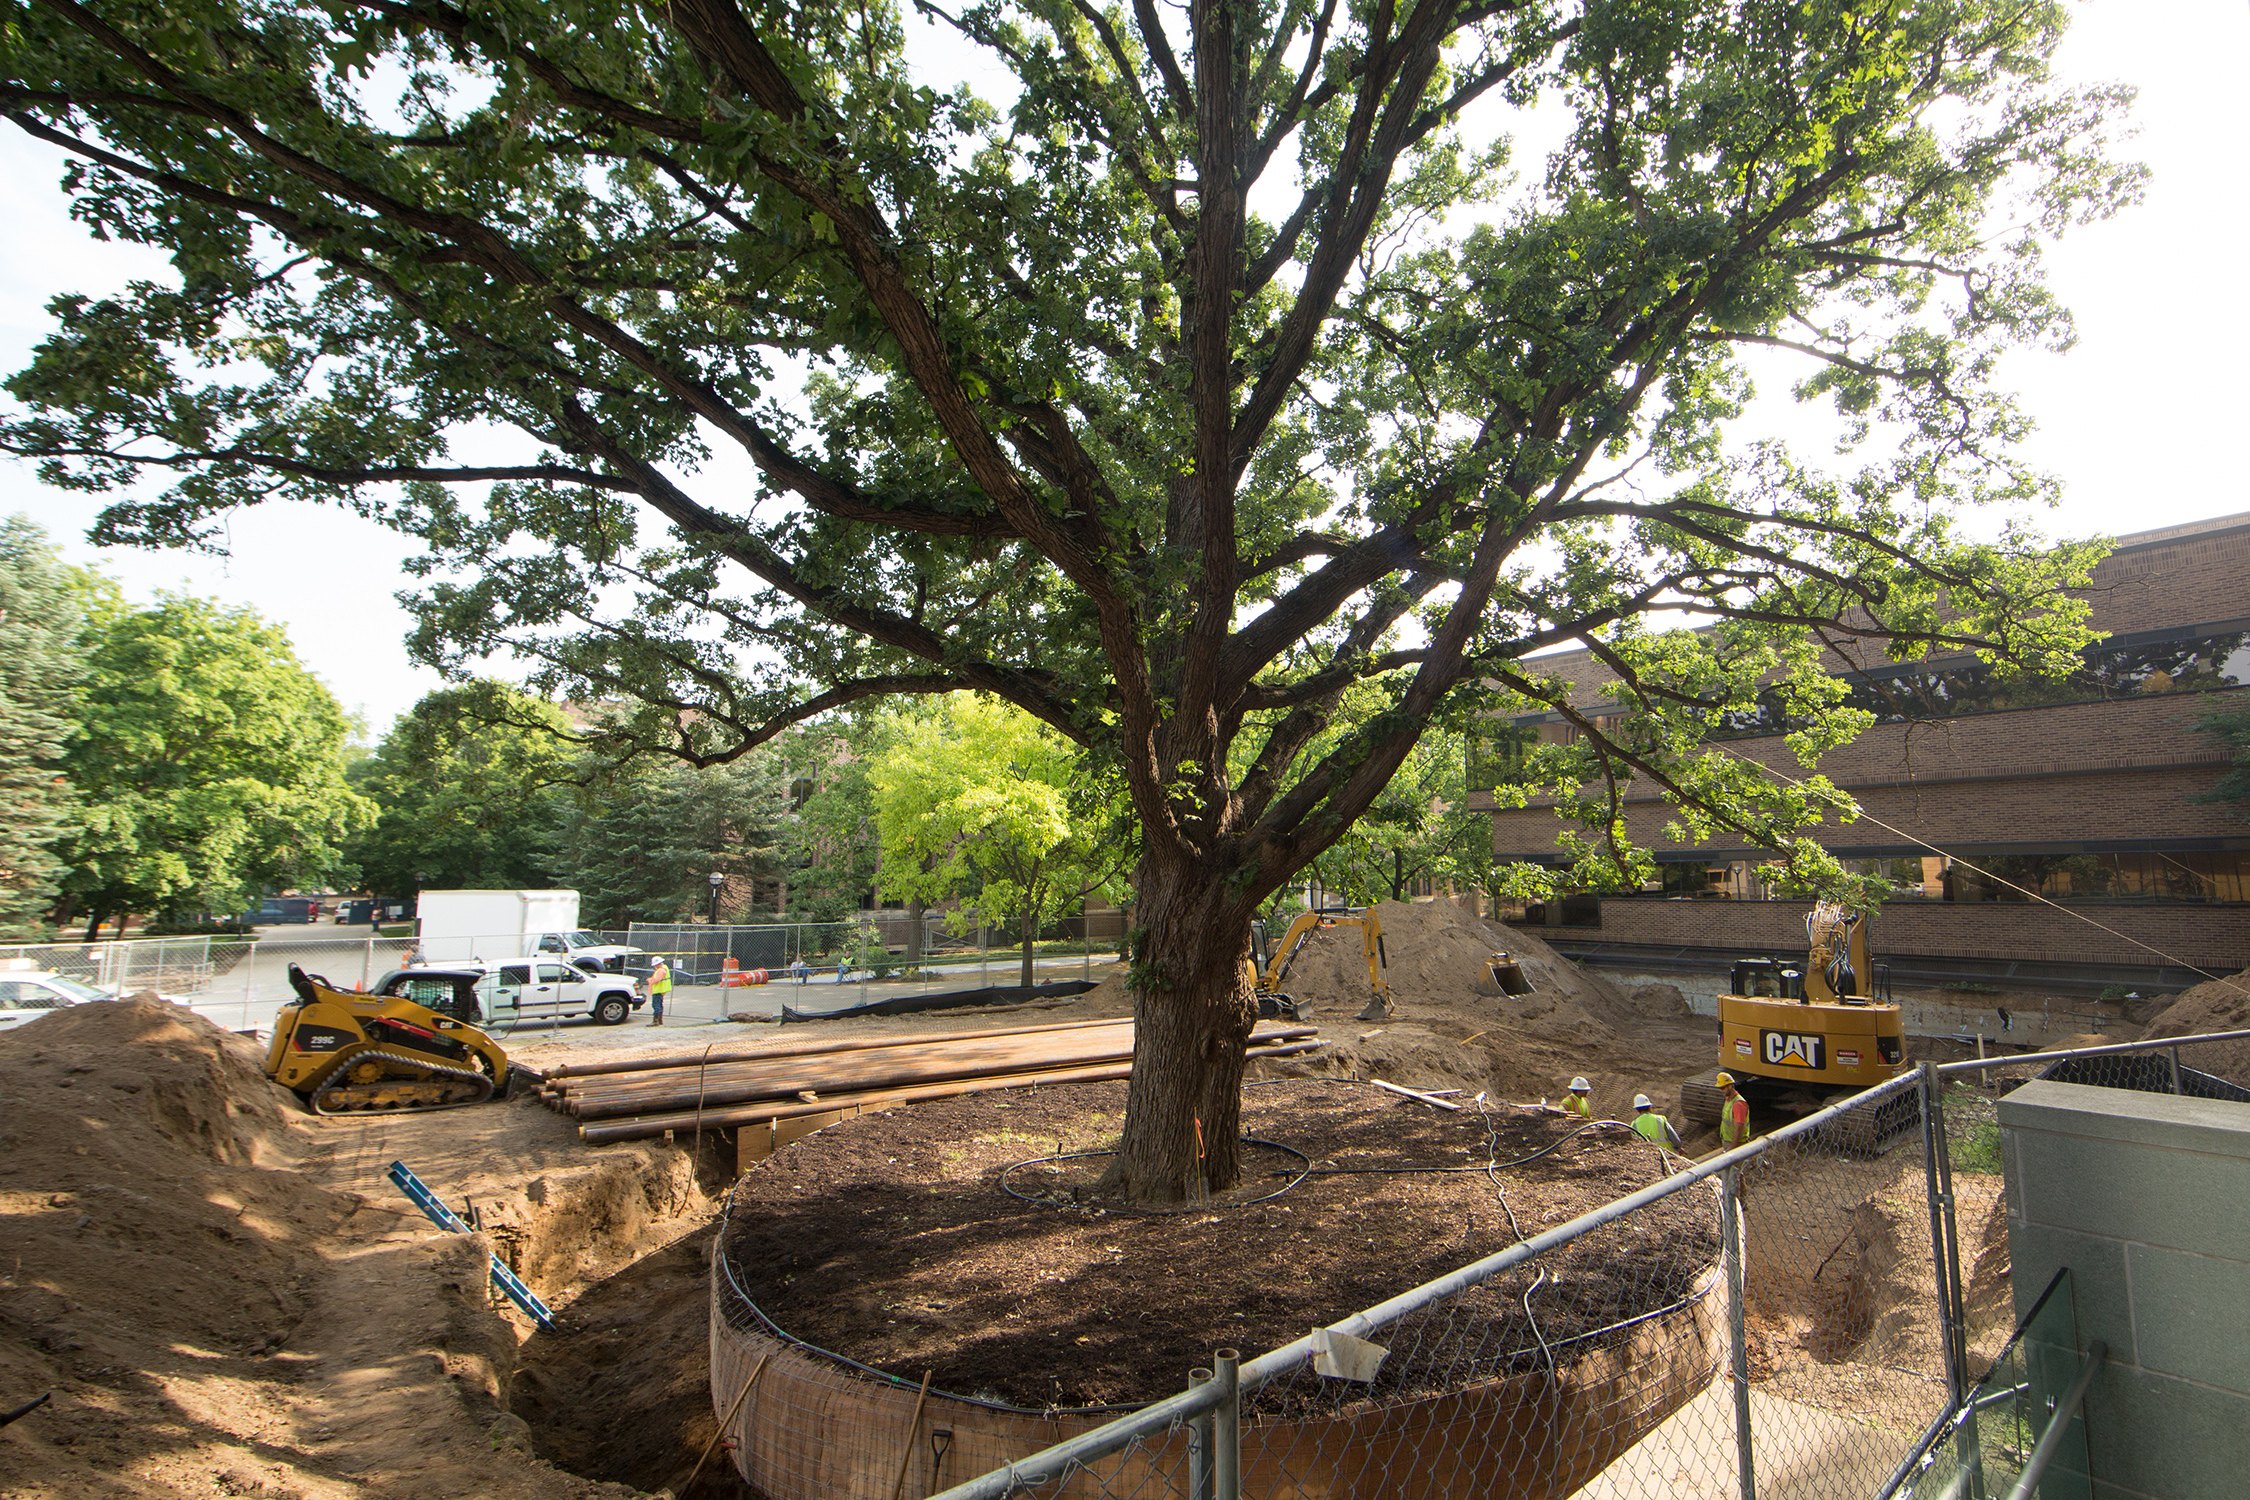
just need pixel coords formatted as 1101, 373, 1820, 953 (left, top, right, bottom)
1272, 1117, 1648, 1177
998, 1135, 1315, 1211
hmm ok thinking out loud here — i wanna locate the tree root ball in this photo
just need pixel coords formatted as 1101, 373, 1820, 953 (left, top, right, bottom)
710, 1079, 1726, 1498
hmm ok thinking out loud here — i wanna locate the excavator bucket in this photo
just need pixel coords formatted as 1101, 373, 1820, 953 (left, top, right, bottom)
1486, 951, 1535, 997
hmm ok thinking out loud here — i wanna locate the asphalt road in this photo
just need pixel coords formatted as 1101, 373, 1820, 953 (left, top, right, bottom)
179, 927, 1115, 1038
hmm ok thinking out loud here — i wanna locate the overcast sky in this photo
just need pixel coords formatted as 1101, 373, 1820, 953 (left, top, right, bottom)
2, 0, 2243, 737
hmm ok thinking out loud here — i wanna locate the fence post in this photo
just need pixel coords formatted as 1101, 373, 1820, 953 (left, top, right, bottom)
1211, 1348, 1240, 1500
360, 936, 374, 990
1720, 1167, 1757, 1500
2167, 1045, 2183, 1094
1186, 1366, 1214, 1500
1917, 1062, 1969, 1404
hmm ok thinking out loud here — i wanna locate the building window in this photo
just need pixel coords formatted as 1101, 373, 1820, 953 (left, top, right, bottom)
1702, 623, 2250, 740
1948, 851, 2250, 904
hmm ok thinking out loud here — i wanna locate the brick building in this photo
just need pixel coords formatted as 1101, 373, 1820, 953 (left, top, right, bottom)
1476, 512, 2250, 991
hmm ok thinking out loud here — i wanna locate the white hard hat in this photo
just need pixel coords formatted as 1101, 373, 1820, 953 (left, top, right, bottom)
1569, 1077, 1591, 1092
1633, 1093, 1653, 1111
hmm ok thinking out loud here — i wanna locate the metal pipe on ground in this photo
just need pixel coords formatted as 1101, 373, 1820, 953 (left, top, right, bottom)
575, 1040, 1329, 1143
543, 1022, 1313, 1107
540, 1015, 1133, 1080
553, 1024, 1319, 1120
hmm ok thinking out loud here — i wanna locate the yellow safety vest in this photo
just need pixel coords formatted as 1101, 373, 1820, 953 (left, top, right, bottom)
1720, 1094, 1751, 1147
1632, 1111, 1673, 1145
1562, 1093, 1592, 1118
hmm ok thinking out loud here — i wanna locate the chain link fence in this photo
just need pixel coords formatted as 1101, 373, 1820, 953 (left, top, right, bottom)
695, 1025, 2250, 1500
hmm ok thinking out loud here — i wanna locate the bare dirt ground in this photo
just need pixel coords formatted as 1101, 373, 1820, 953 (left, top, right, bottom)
8, 900, 1997, 1497
0, 999, 721, 1499
1253, 900, 1720, 1141
719, 1077, 1709, 1409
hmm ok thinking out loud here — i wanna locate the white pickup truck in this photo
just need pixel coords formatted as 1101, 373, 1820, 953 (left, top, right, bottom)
377, 960, 644, 1026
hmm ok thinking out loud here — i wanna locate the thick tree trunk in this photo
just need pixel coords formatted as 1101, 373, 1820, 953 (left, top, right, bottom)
1103, 857, 1258, 1204
906, 898, 925, 972
1019, 913, 1037, 989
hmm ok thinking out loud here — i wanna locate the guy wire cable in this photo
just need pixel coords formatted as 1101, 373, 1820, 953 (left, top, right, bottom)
1712, 744, 2250, 1005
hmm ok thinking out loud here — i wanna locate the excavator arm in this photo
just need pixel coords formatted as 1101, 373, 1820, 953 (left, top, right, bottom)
1252, 908, 1394, 1021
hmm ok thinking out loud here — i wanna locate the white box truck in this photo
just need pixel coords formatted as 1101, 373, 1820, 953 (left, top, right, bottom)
413, 889, 643, 972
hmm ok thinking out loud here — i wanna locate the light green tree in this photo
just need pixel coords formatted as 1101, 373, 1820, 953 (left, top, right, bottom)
2, 0, 2132, 1197
345, 681, 574, 896
60, 595, 371, 932
0, 516, 88, 934
870, 698, 1126, 987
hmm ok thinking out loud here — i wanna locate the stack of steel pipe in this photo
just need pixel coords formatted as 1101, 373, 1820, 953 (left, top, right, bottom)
542, 1016, 1324, 1143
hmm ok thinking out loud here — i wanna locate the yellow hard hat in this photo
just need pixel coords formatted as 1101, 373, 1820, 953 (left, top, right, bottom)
1715, 1071, 1735, 1089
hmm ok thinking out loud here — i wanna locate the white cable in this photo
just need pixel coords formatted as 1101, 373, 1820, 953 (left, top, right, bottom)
1712, 745, 2250, 1003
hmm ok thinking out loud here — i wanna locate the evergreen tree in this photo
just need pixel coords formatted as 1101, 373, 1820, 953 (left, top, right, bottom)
0, 516, 85, 934
778, 722, 888, 922
554, 756, 789, 927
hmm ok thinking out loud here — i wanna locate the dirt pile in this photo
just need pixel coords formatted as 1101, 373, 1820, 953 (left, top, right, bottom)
0, 998, 687, 1499
1264, 901, 1712, 1115
2143, 966, 2250, 1082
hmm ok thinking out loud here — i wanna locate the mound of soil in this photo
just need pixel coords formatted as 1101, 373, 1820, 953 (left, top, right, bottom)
2143, 966, 2250, 1082
720, 1077, 1715, 1410
1259, 901, 1716, 1127
0, 998, 709, 1499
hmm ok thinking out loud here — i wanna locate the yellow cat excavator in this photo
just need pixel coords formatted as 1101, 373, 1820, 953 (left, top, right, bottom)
1253, 907, 1394, 1021
1680, 903, 1912, 1150
263, 964, 510, 1114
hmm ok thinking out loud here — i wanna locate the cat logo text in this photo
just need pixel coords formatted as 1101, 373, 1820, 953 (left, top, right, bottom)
1760, 1030, 1826, 1070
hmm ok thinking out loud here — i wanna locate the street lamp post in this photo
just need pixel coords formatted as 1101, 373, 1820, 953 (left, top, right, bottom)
707, 871, 725, 926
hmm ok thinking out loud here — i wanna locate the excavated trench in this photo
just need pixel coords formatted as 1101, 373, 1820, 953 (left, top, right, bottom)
504, 1139, 751, 1499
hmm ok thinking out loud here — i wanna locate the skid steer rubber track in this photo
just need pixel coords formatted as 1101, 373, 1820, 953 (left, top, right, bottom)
1678, 1069, 1726, 1129
309, 1047, 496, 1115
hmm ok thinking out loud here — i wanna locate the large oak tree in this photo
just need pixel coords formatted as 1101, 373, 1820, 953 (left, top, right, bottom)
5, 0, 2130, 1199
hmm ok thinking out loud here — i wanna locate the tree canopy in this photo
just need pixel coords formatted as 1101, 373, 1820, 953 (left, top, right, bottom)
2, 0, 2135, 1198
59, 593, 369, 929
1308, 725, 1488, 908
869, 696, 1125, 984
345, 680, 574, 894
551, 753, 789, 926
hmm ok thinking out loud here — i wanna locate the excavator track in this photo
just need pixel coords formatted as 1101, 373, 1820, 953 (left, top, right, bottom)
1678, 1069, 1726, 1128
1806, 1084, 1921, 1158
309, 1047, 497, 1115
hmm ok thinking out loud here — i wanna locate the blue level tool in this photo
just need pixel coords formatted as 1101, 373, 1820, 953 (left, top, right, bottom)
386, 1159, 556, 1331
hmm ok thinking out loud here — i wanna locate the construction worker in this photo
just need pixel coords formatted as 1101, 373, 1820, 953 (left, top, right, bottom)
1631, 1093, 1682, 1149
642, 956, 672, 1026
1717, 1072, 1753, 1148
1561, 1077, 1594, 1119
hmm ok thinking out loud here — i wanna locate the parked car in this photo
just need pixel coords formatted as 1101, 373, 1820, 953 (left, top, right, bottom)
372, 960, 643, 1027
240, 897, 320, 925
0, 969, 116, 1030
